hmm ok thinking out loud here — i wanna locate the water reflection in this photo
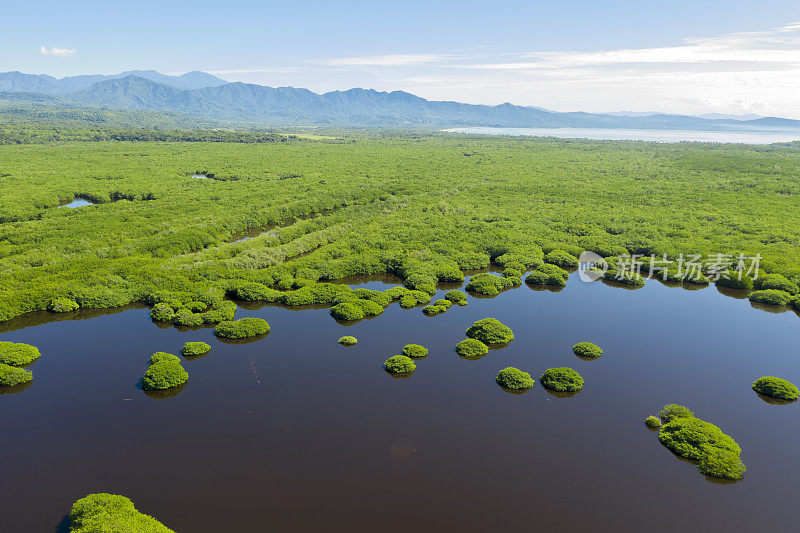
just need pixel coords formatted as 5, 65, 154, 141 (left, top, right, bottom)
57, 196, 96, 209
754, 392, 797, 405
215, 333, 270, 345
143, 381, 188, 400
543, 388, 582, 399
0, 380, 32, 396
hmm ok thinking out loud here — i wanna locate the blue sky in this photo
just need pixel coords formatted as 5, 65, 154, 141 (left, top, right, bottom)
3, 0, 800, 116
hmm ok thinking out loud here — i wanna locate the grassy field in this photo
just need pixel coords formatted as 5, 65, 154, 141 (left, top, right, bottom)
0, 133, 799, 322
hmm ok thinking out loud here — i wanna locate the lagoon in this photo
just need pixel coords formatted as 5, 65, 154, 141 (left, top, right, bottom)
1, 272, 799, 531
446, 127, 800, 144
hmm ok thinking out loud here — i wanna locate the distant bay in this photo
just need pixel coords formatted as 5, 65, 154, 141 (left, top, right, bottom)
444, 127, 800, 144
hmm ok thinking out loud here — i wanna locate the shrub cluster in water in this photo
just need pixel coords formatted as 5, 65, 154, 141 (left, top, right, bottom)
68, 493, 174, 533
754, 274, 799, 295
495, 367, 535, 390
465, 273, 516, 296
603, 269, 646, 287
445, 289, 467, 304
645, 416, 662, 429
384, 355, 416, 374
466, 318, 514, 345
525, 264, 569, 286
214, 317, 270, 339
540, 367, 584, 392
572, 342, 602, 359
148, 290, 237, 327
181, 341, 211, 357
455, 338, 489, 359
402, 344, 428, 358
0, 363, 33, 387
656, 404, 745, 480
330, 298, 384, 321
0, 341, 41, 366
423, 299, 451, 316
337, 336, 358, 346
141, 352, 188, 391
752, 376, 799, 401
748, 289, 793, 307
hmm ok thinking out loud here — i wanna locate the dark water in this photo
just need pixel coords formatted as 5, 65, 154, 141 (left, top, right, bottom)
2, 273, 799, 532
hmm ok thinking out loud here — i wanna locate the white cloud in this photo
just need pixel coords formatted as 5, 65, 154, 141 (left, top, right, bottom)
210, 21, 800, 118
458, 22, 800, 71
39, 46, 77, 57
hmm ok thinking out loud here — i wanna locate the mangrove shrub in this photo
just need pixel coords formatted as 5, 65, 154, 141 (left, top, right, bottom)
402, 344, 428, 358
540, 367, 584, 392
330, 302, 365, 321
656, 405, 745, 480
455, 338, 489, 359
445, 289, 467, 303
384, 355, 416, 374
466, 318, 515, 345
544, 249, 579, 268
748, 289, 793, 307
181, 342, 211, 357
337, 336, 358, 346
142, 360, 188, 391
48, 297, 79, 313
754, 274, 799, 295
752, 376, 799, 401
573, 342, 602, 359
0, 363, 33, 387
214, 317, 270, 339
495, 367, 535, 390
465, 273, 514, 296
148, 352, 180, 366
68, 493, 174, 533
645, 416, 662, 429
0, 341, 41, 366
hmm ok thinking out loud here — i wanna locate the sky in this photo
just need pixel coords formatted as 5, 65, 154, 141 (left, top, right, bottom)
3, 0, 800, 117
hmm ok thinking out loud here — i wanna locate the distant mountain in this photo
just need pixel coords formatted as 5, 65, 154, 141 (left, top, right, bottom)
0, 70, 227, 94
697, 113, 763, 121
3, 70, 800, 131
604, 111, 764, 121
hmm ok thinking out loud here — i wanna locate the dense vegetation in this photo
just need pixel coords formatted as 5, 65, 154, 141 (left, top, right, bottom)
141, 353, 189, 391
495, 367, 535, 390
645, 415, 662, 429
455, 338, 489, 359
337, 336, 358, 346
466, 318, 515, 345
214, 318, 270, 339
68, 493, 174, 533
572, 342, 603, 359
0, 363, 32, 387
656, 404, 746, 480
0, 341, 41, 366
752, 376, 799, 401
402, 344, 428, 358
181, 341, 211, 357
0, 133, 798, 325
383, 355, 416, 374
540, 367, 584, 392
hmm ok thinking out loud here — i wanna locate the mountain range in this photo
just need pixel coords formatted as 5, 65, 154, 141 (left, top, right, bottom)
2, 70, 799, 130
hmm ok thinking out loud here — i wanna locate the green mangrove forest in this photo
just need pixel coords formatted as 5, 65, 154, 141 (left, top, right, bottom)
0, 132, 799, 326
